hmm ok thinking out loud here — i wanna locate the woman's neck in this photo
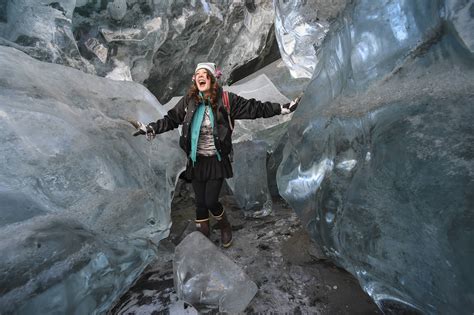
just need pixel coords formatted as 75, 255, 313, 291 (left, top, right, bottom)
198, 91, 211, 105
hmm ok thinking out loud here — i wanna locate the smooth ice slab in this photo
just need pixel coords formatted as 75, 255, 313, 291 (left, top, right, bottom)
226, 141, 272, 217
233, 59, 310, 100
0, 46, 186, 313
173, 232, 258, 313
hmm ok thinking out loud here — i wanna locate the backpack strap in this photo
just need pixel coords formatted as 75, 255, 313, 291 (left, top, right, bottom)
222, 91, 234, 130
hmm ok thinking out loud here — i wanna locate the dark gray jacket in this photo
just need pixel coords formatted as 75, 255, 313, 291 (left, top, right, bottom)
149, 87, 282, 157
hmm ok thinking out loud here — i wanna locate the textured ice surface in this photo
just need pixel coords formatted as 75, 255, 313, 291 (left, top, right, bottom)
234, 59, 310, 100
0, 0, 276, 103
0, 0, 95, 73
173, 232, 258, 313
168, 300, 198, 314
277, 0, 474, 313
73, 1, 168, 84
445, 0, 474, 53
274, 0, 348, 78
0, 46, 186, 313
146, 1, 275, 102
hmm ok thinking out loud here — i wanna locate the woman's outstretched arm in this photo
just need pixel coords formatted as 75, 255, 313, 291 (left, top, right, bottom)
228, 92, 299, 120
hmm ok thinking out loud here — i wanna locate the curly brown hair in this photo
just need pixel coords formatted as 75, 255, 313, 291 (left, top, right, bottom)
187, 70, 220, 110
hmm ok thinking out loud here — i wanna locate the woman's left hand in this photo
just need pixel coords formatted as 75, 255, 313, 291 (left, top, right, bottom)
281, 96, 301, 115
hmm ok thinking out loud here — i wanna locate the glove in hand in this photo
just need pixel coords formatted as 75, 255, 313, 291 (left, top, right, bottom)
128, 120, 155, 140
281, 95, 301, 115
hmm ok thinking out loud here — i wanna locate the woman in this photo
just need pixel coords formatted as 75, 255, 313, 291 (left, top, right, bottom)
133, 62, 299, 248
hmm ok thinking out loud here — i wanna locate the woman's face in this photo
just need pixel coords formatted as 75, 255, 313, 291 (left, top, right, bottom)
194, 69, 212, 93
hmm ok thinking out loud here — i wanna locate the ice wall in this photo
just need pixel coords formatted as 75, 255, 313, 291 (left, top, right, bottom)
277, 0, 474, 313
146, 0, 275, 102
0, 46, 186, 313
0, 0, 95, 73
0, 0, 276, 103
274, 0, 348, 78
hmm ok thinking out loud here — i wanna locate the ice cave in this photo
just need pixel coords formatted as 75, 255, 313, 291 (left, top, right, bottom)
0, 0, 472, 314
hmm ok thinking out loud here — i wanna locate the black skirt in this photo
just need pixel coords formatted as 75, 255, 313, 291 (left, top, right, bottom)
185, 154, 233, 181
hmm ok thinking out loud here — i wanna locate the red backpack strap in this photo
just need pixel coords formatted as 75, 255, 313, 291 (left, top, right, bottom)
222, 91, 233, 130
222, 91, 230, 112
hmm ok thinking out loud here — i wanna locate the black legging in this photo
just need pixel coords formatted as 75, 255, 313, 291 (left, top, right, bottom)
192, 178, 224, 220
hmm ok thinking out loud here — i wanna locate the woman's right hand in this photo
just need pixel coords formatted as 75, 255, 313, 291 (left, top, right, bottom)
281, 96, 301, 115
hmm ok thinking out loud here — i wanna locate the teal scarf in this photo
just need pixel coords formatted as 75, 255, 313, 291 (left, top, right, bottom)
189, 94, 222, 166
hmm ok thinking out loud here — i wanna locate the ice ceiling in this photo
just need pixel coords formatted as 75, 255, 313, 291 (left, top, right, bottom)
0, 0, 473, 314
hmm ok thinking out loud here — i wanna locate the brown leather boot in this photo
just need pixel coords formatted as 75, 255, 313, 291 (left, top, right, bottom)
195, 219, 210, 238
216, 211, 232, 248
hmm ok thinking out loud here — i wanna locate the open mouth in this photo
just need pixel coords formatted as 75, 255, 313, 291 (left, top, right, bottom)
197, 79, 207, 88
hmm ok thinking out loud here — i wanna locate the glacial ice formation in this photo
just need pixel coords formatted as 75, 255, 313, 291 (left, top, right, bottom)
2, 0, 473, 313
277, 0, 474, 313
274, 0, 348, 78
0, 46, 186, 313
0, 0, 276, 103
234, 59, 310, 100
146, 1, 276, 102
72, 0, 168, 83
0, 0, 95, 73
174, 232, 258, 313
228, 140, 273, 216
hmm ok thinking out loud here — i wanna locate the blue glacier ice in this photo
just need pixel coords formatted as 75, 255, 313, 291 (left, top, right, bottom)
0, 0, 276, 103
1, 0, 473, 313
174, 232, 258, 313
277, 0, 474, 313
274, 0, 348, 78
0, 46, 186, 314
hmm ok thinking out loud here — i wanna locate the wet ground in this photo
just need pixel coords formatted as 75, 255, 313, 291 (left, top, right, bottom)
109, 180, 381, 314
